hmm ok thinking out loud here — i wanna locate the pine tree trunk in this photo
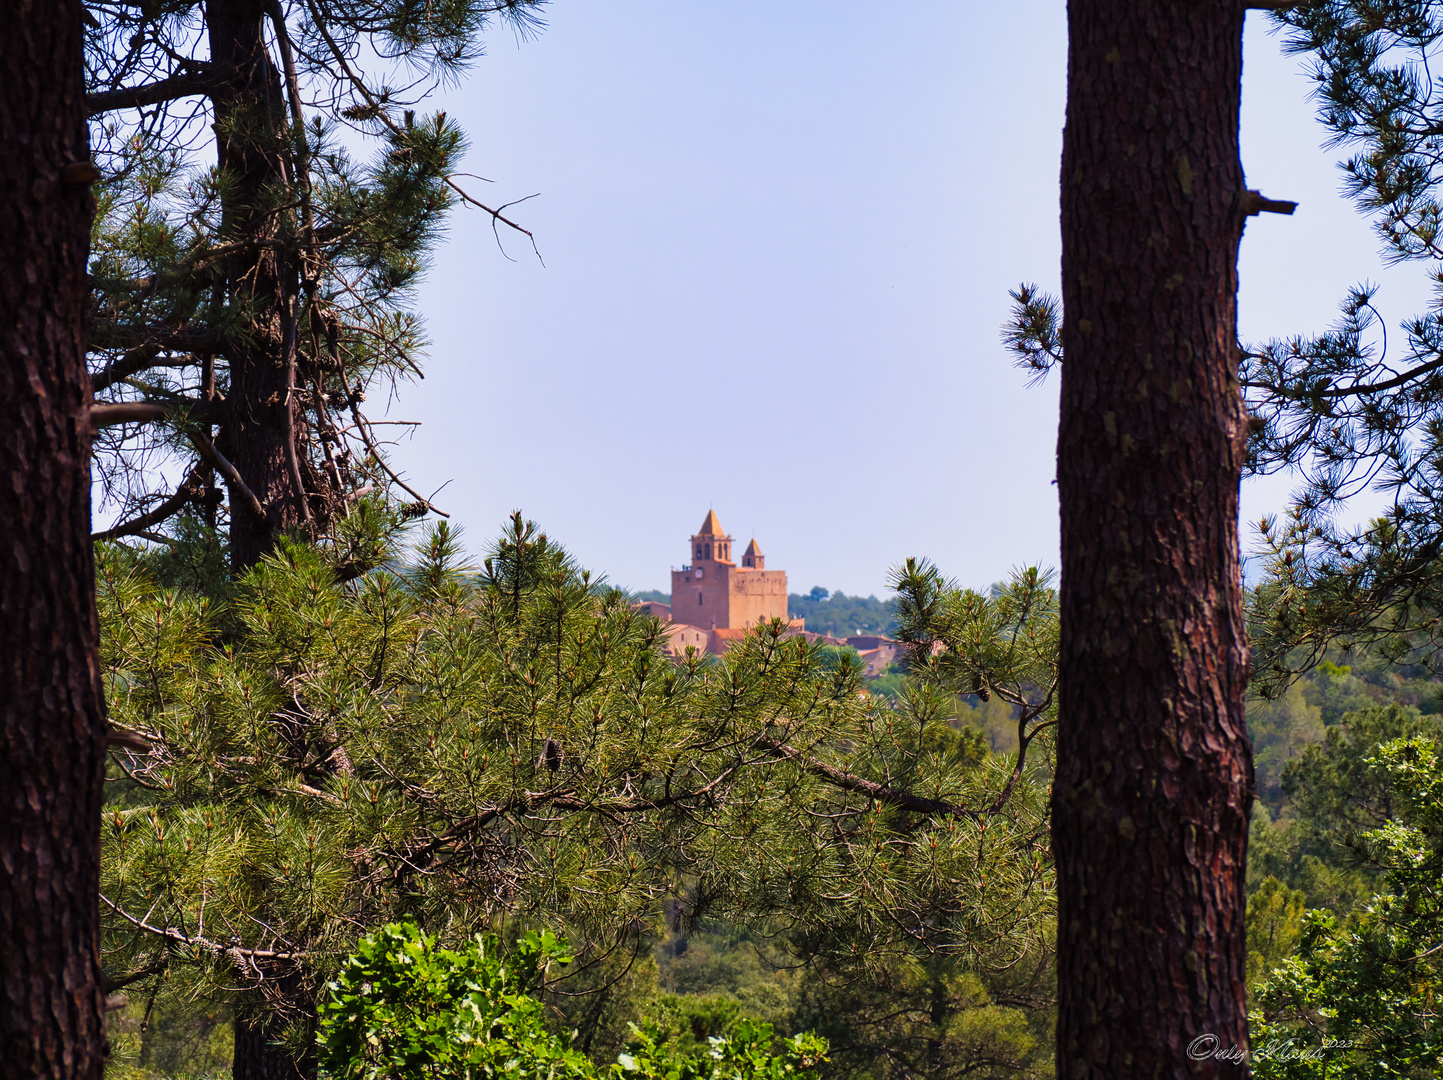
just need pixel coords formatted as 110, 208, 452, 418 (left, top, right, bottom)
1054, 1, 1254, 1077
231, 967, 317, 1080
232, 1011, 313, 1080
209, 0, 304, 571
0, 2, 108, 1078
209, 8, 317, 1073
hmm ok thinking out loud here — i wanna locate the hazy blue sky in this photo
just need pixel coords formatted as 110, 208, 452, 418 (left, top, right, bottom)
371, 1, 1432, 598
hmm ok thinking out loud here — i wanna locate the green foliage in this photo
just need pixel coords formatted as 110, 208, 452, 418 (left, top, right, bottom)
1250, 703, 1443, 914
759, 559, 1061, 1079
98, 516, 1056, 1071
1248, 809, 1375, 922
891, 560, 1058, 799
643, 995, 749, 1060
789, 953, 1054, 1080
1251, 739, 1443, 1079
143, 513, 233, 599
785, 592, 895, 638
85, 0, 547, 549
1001, 283, 1062, 385
813, 645, 866, 678
858, 663, 909, 701
319, 922, 592, 1080
1247, 683, 1325, 811
100, 513, 845, 1053
1282, 705, 1441, 863
617, 1021, 828, 1080
105, 987, 233, 1080
1241, 626, 1443, 928
1233, 0, 1443, 687
1009, 2, 1443, 696
541, 925, 802, 1068
1246, 878, 1306, 1003
316, 922, 828, 1080
653, 928, 797, 1039
891, 563, 1057, 713
538, 947, 665, 1065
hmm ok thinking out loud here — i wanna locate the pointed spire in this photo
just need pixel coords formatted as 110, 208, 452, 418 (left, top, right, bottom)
696, 509, 724, 537
743, 538, 762, 557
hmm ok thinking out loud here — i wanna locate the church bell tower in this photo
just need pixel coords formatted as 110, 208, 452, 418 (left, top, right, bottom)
690, 508, 733, 565
669, 511, 790, 644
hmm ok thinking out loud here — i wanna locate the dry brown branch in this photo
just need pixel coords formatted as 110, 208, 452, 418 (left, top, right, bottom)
90, 402, 169, 428
87, 65, 237, 116
183, 430, 267, 524
100, 894, 305, 964
92, 461, 205, 541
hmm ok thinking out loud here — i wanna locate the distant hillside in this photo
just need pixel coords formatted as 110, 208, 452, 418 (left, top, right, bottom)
788, 588, 895, 637
628, 587, 895, 638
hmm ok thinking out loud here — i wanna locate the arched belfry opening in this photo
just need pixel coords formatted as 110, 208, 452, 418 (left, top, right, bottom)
691, 509, 732, 565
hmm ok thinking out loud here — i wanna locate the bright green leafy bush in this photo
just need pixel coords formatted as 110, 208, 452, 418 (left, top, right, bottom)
317, 922, 827, 1080
1250, 739, 1443, 1078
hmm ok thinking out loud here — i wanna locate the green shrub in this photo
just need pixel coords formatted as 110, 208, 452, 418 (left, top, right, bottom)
317, 922, 827, 1080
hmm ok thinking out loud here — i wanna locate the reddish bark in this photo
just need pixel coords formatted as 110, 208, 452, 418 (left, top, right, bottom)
1054, 1, 1255, 1076
0, 1, 108, 1077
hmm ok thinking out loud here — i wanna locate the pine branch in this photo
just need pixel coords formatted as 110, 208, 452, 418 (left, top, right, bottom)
92, 351, 203, 394
90, 402, 169, 428
87, 65, 237, 116
100, 894, 305, 964
1243, 189, 1299, 215
184, 429, 267, 523
92, 462, 205, 541
302, 0, 542, 261
101, 959, 171, 995
88, 324, 229, 356
753, 736, 981, 820
1245, 351, 1443, 400
90, 398, 223, 428
346, 399, 449, 517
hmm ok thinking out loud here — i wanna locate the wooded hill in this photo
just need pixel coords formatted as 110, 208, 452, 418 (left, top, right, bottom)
631, 588, 896, 638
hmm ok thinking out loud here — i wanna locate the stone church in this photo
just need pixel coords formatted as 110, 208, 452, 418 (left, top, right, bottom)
637, 510, 802, 655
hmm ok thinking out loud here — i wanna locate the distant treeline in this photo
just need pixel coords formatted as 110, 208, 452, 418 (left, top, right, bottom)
631, 587, 895, 638
789, 588, 895, 636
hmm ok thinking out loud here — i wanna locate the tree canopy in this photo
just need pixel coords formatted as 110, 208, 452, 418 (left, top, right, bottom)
85, 0, 545, 569
100, 517, 1056, 1076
